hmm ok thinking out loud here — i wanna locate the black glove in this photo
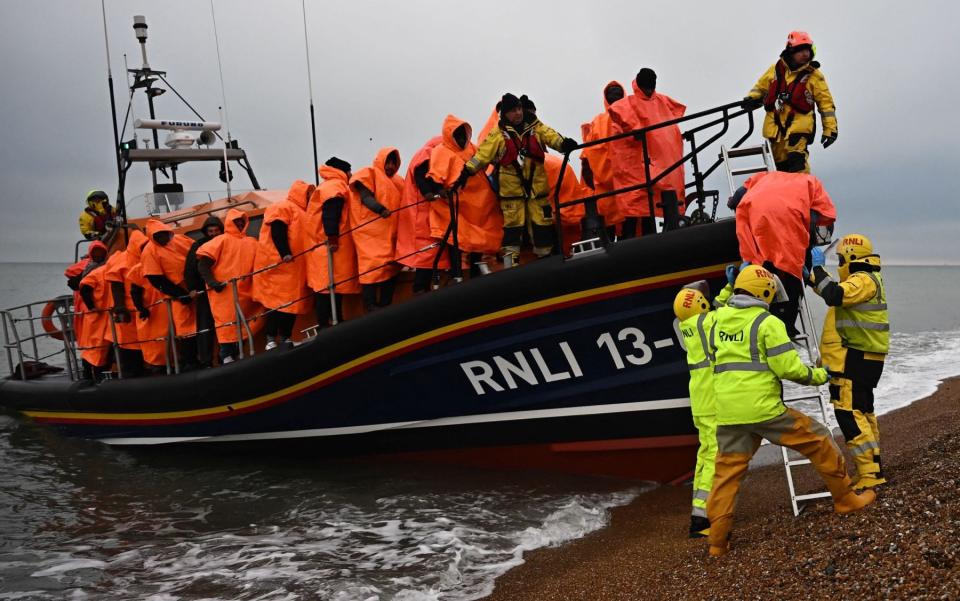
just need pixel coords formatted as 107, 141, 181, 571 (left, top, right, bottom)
560, 138, 578, 154
453, 169, 471, 192
821, 133, 837, 148
137, 307, 150, 320
113, 307, 131, 323
211, 281, 227, 292
741, 97, 763, 110
379, 208, 392, 218
177, 295, 192, 305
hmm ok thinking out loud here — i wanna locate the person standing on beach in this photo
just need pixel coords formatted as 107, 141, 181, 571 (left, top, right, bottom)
807, 233, 889, 490
706, 265, 875, 557
672, 277, 732, 538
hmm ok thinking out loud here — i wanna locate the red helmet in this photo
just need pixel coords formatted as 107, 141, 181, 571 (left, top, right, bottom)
786, 31, 814, 48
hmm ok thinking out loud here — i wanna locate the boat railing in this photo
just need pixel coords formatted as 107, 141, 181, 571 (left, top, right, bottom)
553, 99, 757, 248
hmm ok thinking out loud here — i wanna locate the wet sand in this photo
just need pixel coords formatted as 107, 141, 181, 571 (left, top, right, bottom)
484, 377, 960, 601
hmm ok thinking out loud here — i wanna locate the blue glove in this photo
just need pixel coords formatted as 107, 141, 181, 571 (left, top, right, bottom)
802, 265, 811, 280
810, 247, 826, 268
725, 264, 739, 286
740, 261, 751, 268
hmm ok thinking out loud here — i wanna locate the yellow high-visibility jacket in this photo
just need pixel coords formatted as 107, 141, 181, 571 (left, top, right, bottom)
746, 59, 838, 140
465, 120, 565, 201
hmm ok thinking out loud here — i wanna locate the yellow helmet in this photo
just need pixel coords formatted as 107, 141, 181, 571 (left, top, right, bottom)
837, 233, 881, 278
673, 286, 710, 322
734, 265, 779, 302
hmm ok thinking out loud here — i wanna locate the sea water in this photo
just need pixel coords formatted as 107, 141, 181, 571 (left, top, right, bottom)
0, 264, 957, 600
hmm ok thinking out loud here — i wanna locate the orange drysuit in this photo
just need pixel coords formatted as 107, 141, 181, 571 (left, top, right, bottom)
196, 208, 262, 344
103, 229, 149, 351
736, 171, 837, 280
350, 148, 403, 284
608, 80, 686, 218
397, 136, 448, 270
307, 166, 361, 294
141, 219, 196, 336
580, 81, 626, 226
428, 115, 503, 255
128, 261, 167, 366
252, 180, 314, 315
78, 262, 111, 367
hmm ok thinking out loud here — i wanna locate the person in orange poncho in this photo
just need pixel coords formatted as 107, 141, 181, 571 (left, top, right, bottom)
64, 241, 109, 346
732, 170, 837, 337
350, 148, 403, 312
128, 256, 168, 373
545, 153, 591, 256
427, 114, 503, 280
141, 219, 199, 369
196, 208, 262, 363
253, 179, 315, 349
307, 157, 360, 328
398, 136, 447, 293
580, 81, 627, 238
75, 241, 110, 380
103, 229, 149, 377
608, 68, 686, 238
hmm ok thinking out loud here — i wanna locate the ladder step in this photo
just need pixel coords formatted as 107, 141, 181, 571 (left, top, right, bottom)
787, 459, 812, 467
731, 166, 769, 176
725, 146, 767, 158
784, 395, 822, 403
795, 492, 833, 501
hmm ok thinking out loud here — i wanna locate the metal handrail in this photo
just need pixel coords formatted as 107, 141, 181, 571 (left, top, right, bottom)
552, 100, 758, 250
160, 199, 258, 226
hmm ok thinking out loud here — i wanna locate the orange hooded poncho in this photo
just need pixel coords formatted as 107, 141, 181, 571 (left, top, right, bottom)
736, 171, 837, 280
580, 81, 626, 226
77, 240, 111, 367
608, 79, 686, 219
253, 180, 314, 314
141, 219, 196, 336
197, 208, 263, 343
396, 136, 448, 270
127, 258, 167, 367
103, 229, 149, 350
428, 115, 503, 255
306, 165, 361, 294
350, 148, 403, 284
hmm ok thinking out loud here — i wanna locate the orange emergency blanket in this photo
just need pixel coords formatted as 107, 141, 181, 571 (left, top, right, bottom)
141, 219, 196, 336
103, 229, 149, 350
396, 136, 447, 270
580, 81, 626, 225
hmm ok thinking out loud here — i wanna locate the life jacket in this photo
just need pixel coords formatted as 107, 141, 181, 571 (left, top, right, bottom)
498, 124, 546, 167
763, 60, 816, 137
85, 204, 114, 233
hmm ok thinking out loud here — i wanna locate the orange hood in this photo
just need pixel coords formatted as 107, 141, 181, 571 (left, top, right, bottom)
318, 164, 350, 183
441, 114, 474, 160
88, 240, 109, 258
603, 80, 625, 110
145, 218, 173, 240
127, 229, 149, 261
373, 147, 401, 174
225, 208, 249, 237
287, 179, 315, 211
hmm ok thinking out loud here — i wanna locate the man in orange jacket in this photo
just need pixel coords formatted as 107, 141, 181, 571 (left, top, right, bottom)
608, 69, 686, 238
75, 241, 110, 380
103, 229, 149, 377
399, 137, 448, 293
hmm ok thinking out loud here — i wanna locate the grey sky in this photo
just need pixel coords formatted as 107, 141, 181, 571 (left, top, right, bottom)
0, 0, 957, 263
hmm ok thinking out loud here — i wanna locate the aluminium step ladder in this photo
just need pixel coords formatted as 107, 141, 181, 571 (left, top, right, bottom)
773, 293, 835, 516
721, 140, 776, 196
719, 143, 832, 516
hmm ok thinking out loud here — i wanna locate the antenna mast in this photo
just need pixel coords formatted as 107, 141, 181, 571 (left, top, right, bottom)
302, 0, 320, 185
100, 0, 126, 222
209, 0, 233, 199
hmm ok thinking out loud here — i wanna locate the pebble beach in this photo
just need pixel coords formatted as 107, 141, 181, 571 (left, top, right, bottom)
484, 377, 960, 601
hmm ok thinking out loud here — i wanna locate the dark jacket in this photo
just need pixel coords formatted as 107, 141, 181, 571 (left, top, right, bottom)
184, 215, 224, 292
